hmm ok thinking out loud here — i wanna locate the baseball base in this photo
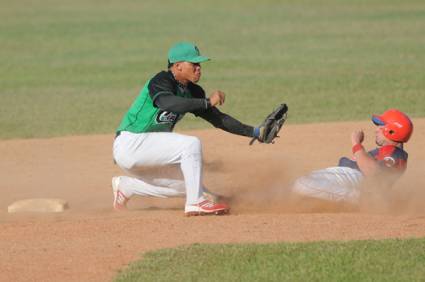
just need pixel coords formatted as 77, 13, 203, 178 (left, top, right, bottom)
7, 198, 69, 213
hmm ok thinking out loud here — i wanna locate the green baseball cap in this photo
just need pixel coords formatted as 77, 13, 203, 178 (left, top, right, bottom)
168, 42, 210, 64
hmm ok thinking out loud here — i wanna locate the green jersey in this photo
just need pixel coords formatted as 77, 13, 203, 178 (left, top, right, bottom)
116, 70, 255, 138
117, 71, 206, 133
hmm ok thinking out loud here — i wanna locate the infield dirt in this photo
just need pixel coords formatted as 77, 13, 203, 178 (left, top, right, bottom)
1, 120, 425, 282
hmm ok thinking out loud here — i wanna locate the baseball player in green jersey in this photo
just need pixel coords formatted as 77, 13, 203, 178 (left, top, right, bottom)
112, 42, 264, 216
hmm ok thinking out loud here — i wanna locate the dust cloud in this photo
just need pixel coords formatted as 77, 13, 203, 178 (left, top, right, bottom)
220, 156, 425, 216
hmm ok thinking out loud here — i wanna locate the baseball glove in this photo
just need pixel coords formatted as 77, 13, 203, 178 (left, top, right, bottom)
249, 103, 288, 145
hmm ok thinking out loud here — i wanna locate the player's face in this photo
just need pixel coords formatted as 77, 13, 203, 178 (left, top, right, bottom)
181, 62, 202, 83
375, 126, 386, 146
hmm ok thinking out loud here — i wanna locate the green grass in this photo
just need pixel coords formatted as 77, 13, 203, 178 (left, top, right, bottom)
115, 238, 425, 282
1, 0, 425, 139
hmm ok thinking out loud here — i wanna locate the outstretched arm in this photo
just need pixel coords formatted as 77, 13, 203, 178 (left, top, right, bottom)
195, 107, 255, 137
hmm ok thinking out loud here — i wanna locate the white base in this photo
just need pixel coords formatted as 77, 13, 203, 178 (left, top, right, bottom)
8, 198, 68, 213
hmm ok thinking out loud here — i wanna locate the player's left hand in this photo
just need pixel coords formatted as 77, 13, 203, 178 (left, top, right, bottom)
351, 130, 364, 145
250, 103, 288, 145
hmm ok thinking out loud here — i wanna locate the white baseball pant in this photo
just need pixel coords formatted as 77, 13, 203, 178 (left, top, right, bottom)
292, 166, 364, 204
113, 131, 205, 206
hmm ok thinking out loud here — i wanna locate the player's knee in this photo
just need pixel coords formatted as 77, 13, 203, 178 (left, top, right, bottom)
114, 155, 136, 171
183, 136, 202, 157
292, 177, 308, 195
292, 176, 325, 198
187, 136, 202, 151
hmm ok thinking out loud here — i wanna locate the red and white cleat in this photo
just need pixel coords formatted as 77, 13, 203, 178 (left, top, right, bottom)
185, 200, 230, 216
112, 177, 129, 211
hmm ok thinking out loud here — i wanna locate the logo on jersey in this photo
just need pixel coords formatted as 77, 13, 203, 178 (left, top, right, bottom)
383, 156, 396, 167
156, 111, 179, 124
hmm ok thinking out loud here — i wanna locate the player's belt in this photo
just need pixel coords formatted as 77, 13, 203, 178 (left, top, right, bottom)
115, 131, 121, 139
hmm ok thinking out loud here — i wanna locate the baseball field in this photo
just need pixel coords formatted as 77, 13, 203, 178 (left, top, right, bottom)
1, 0, 425, 281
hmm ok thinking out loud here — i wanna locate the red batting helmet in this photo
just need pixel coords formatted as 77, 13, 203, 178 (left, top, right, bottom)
372, 109, 413, 143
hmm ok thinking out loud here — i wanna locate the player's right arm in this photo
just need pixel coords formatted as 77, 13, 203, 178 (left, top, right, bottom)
351, 130, 380, 177
149, 71, 211, 114
353, 148, 380, 177
155, 90, 225, 112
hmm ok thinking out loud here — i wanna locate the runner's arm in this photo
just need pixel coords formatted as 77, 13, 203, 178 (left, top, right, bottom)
353, 149, 380, 177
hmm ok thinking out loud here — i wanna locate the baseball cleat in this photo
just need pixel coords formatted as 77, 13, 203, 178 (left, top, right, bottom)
112, 177, 129, 211
203, 191, 232, 204
184, 200, 230, 216
203, 191, 221, 203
